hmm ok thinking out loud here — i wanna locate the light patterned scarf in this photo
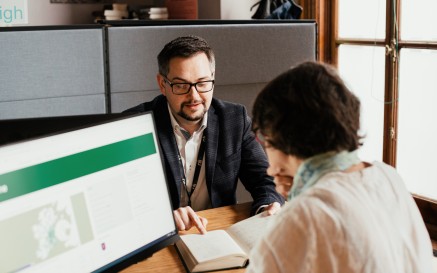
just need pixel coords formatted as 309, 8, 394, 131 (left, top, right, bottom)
289, 150, 361, 201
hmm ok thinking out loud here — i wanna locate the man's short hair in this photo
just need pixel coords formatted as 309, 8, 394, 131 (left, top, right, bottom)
157, 35, 216, 76
252, 61, 362, 159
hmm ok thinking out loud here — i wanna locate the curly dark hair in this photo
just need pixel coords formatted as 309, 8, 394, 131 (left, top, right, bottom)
252, 61, 362, 159
157, 35, 215, 77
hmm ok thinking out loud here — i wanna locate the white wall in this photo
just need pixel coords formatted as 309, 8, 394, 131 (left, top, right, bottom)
28, 2, 102, 25
220, 0, 259, 19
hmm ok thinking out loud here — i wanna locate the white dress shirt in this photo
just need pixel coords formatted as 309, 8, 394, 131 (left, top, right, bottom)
168, 105, 212, 211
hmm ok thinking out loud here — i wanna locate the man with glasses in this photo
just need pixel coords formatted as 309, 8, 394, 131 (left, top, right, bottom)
124, 36, 284, 234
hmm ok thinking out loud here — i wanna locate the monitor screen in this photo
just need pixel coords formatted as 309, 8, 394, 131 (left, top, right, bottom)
0, 112, 178, 273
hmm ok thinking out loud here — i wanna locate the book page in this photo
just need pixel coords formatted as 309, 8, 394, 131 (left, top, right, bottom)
225, 213, 276, 254
179, 230, 247, 264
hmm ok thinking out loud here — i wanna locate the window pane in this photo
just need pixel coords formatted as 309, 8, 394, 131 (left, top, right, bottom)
401, 0, 437, 41
338, 45, 385, 162
338, 0, 386, 39
397, 49, 437, 200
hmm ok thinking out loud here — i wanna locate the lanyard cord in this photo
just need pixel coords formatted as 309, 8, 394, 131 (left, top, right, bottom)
177, 134, 206, 207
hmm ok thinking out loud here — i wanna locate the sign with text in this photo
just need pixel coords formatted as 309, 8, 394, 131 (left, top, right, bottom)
0, 0, 28, 26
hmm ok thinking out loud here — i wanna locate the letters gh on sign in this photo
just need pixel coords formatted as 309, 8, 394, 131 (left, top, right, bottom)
0, 0, 28, 26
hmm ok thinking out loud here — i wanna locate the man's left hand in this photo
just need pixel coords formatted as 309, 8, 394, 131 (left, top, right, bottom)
263, 202, 281, 216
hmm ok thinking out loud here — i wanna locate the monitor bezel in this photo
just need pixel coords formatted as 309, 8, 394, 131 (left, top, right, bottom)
0, 113, 132, 147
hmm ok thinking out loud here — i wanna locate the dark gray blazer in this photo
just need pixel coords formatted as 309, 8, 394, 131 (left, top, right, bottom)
124, 95, 284, 215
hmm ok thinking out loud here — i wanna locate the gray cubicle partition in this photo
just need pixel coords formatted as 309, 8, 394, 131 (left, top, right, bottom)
0, 22, 316, 120
0, 26, 107, 120
105, 20, 317, 114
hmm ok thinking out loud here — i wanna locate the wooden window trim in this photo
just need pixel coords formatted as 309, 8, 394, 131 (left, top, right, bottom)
414, 195, 437, 243
300, 0, 333, 63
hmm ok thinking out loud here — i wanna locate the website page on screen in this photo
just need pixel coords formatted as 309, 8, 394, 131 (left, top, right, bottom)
0, 114, 176, 273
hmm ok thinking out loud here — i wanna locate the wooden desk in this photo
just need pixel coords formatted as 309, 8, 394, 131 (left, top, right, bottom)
121, 202, 252, 273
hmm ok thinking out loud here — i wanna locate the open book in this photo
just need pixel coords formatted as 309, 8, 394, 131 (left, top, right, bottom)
175, 212, 275, 273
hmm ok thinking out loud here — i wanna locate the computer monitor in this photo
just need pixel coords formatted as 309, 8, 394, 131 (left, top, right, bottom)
0, 112, 179, 273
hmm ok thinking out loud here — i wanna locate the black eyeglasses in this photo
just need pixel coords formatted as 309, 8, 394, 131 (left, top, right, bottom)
162, 76, 215, 95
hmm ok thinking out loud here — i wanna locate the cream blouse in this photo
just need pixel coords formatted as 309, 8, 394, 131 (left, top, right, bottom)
246, 161, 434, 273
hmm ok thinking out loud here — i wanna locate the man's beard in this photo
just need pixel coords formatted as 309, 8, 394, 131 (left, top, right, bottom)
177, 101, 207, 121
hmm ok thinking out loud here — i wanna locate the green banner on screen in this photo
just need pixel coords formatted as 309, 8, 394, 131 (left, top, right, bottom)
0, 133, 156, 202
